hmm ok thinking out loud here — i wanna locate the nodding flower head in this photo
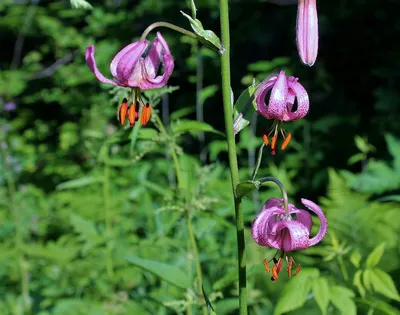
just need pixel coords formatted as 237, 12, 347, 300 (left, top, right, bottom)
255, 71, 309, 154
251, 197, 327, 281
85, 32, 174, 90
296, 0, 319, 66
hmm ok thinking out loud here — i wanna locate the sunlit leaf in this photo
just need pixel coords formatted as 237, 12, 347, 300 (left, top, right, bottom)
313, 277, 330, 315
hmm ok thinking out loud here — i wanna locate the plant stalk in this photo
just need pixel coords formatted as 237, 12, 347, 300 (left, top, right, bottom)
141, 22, 196, 41
103, 150, 114, 279
219, 0, 247, 313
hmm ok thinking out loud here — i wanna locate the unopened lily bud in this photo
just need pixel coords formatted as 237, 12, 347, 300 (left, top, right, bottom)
296, 0, 318, 66
141, 103, 151, 126
118, 98, 128, 125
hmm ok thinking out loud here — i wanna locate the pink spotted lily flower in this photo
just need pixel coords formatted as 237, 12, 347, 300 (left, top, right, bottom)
255, 71, 309, 154
251, 198, 327, 281
85, 32, 174, 126
296, 0, 318, 66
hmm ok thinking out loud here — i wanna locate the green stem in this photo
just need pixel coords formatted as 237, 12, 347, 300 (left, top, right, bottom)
0, 147, 30, 313
153, 113, 183, 190
140, 22, 196, 41
219, 0, 247, 313
258, 177, 289, 214
103, 150, 114, 279
187, 214, 207, 315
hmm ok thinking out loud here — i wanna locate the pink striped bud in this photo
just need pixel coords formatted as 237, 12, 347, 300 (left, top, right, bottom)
296, 0, 318, 66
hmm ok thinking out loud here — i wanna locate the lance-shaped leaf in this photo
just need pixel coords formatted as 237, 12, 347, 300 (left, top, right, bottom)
235, 180, 261, 198
70, 0, 92, 9
181, 11, 223, 53
233, 84, 256, 135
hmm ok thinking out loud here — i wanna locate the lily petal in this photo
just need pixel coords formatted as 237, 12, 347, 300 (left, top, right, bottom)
295, 209, 313, 232
301, 198, 328, 247
252, 206, 285, 247
255, 76, 277, 118
285, 76, 309, 121
270, 220, 310, 251
85, 45, 118, 86
138, 53, 174, 90
110, 42, 145, 78
116, 41, 148, 85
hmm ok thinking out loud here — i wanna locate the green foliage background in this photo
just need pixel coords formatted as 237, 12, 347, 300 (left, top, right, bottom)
0, 0, 399, 314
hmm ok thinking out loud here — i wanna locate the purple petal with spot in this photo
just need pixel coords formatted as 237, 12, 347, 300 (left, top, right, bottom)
284, 76, 309, 121
301, 198, 328, 247
270, 220, 311, 251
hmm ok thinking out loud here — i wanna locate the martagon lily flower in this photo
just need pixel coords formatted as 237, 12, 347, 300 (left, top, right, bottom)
85, 32, 174, 126
296, 0, 318, 66
251, 197, 327, 281
255, 71, 309, 154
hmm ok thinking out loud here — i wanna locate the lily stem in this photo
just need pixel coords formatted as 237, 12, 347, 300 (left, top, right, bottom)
219, 0, 247, 313
153, 113, 183, 190
141, 22, 196, 41
258, 177, 289, 214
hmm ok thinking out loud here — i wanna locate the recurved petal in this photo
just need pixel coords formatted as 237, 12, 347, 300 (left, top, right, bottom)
296, 209, 313, 232
270, 220, 310, 251
116, 41, 148, 85
138, 52, 174, 90
301, 198, 328, 247
267, 71, 288, 120
262, 198, 284, 210
284, 76, 309, 121
85, 45, 118, 86
255, 75, 277, 118
110, 42, 144, 78
251, 206, 284, 247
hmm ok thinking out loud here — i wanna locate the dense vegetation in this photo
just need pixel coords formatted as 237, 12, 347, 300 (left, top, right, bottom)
0, 0, 399, 314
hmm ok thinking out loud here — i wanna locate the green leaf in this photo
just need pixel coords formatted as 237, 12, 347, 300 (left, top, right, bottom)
70, 0, 92, 9
369, 268, 400, 301
313, 277, 330, 315
354, 270, 366, 297
235, 180, 261, 198
363, 268, 374, 291
330, 286, 356, 315
355, 135, 369, 153
366, 243, 385, 268
189, 0, 197, 18
56, 176, 103, 190
385, 133, 400, 171
172, 120, 224, 137
199, 85, 219, 105
274, 268, 319, 315
348, 152, 365, 165
350, 249, 362, 268
70, 214, 98, 239
180, 11, 223, 53
202, 285, 215, 314
125, 255, 190, 289
233, 85, 256, 134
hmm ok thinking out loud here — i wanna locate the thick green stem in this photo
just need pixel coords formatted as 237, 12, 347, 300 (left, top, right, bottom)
103, 150, 114, 279
0, 147, 30, 313
219, 0, 247, 313
141, 22, 196, 41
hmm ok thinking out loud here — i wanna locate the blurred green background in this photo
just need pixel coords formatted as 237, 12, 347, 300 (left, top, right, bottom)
0, 0, 400, 314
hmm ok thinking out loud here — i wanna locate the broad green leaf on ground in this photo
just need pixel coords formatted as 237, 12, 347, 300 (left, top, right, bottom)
274, 268, 319, 315
125, 255, 190, 289
330, 286, 356, 315
313, 277, 330, 315
366, 243, 386, 268
369, 268, 400, 301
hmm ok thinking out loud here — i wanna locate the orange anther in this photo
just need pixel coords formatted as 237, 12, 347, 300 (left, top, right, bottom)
286, 257, 294, 278
118, 98, 128, 125
128, 103, 137, 126
281, 132, 292, 150
141, 103, 151, 126
271, 135, 277, 150
263, 259, 271, 273
294, 264, 301, 276
262, 129, 269, 146
271, 265, 279, 282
